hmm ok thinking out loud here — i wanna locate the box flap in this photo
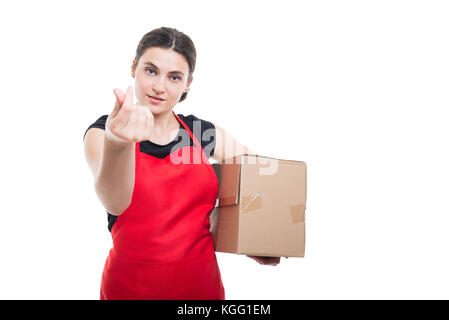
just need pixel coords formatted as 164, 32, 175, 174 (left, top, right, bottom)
211, 157, 241, 207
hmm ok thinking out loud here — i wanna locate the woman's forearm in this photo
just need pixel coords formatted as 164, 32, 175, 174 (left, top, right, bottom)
94, 135, 135, 215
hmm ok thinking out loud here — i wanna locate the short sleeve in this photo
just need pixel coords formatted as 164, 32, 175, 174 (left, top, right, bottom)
83, 115, 108, 141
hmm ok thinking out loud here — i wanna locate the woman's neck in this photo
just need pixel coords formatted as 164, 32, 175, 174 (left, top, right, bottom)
149, 110, 180, 142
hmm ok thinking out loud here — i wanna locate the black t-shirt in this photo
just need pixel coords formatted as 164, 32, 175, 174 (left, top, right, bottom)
83, 113, 216, 232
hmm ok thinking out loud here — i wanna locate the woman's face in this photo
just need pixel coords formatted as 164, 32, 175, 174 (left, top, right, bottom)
131, 47, 192, 115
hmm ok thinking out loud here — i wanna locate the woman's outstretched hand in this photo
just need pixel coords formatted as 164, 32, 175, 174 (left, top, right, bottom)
246, 255, 285, 266
105, 86, 155, 145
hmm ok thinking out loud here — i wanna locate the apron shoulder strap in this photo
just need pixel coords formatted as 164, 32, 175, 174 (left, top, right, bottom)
172, 111, 203, 151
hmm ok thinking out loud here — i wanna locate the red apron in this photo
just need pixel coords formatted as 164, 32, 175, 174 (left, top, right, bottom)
100, 111, 225, 300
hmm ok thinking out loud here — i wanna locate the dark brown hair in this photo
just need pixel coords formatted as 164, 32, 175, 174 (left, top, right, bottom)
132, 27, 197, 102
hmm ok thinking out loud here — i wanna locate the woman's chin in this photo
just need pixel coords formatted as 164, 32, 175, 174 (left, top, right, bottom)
146, 104, 169, 116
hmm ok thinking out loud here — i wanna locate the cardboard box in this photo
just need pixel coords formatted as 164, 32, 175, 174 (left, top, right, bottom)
209, 154, 306, 258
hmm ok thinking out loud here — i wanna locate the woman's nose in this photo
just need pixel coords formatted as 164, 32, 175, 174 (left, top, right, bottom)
152, 76, 165, 93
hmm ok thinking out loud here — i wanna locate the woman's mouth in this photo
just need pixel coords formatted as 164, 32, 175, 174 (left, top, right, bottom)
147, 95, 164, 104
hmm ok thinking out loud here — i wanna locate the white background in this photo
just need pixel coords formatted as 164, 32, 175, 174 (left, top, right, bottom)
0, 0, 448, 299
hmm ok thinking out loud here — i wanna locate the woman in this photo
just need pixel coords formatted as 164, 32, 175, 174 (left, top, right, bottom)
83, 27, 280, 300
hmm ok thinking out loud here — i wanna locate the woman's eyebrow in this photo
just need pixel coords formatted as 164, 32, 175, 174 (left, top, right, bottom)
143, 61, 184, 76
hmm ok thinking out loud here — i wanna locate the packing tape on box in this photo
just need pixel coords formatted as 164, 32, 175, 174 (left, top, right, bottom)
240, 193, 306, 223
240, 192, 264, 213
290, 203, 305, 223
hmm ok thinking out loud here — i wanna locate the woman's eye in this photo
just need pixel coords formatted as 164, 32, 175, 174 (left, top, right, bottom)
145, 69, 180, 81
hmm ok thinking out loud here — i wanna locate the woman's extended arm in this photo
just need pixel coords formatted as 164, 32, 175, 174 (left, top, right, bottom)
93, 132, 136, 216
84, 86, 154, 216
83, 89, 135, 216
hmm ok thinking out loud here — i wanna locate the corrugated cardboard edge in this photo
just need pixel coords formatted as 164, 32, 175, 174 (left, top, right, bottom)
241, 153, 306, 164
295, 161, 306, 257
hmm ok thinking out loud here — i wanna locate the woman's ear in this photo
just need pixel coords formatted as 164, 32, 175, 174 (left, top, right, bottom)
185, 75, 193, 91
131, 59, 136, 78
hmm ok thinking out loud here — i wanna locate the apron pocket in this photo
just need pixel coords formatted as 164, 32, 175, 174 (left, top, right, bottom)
136, 251, 222, 300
